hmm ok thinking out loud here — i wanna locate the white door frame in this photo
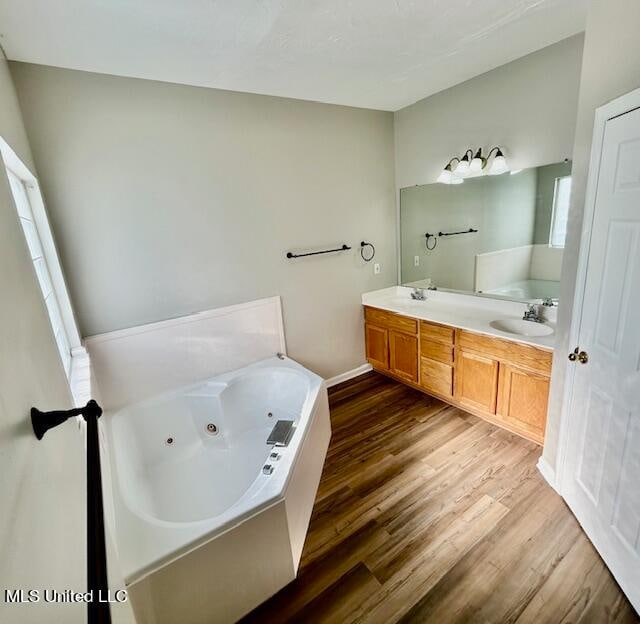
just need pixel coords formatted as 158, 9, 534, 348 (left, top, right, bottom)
555, 86, 640, 493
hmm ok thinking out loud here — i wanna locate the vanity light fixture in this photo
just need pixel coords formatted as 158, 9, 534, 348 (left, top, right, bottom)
453, 150, 473, 177
437, 146, 509, 184
469, 148, 485, 173
488, 147, 509, 175
436, 159, 464, 184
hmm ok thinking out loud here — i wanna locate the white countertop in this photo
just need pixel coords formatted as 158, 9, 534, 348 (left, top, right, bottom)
362, 286, 556, 352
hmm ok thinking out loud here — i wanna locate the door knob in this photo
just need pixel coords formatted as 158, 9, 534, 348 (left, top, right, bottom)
568, 347, 588, 364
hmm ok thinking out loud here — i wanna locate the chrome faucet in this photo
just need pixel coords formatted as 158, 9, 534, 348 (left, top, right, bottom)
410, 288, 426, 301
523, 303, 543, 323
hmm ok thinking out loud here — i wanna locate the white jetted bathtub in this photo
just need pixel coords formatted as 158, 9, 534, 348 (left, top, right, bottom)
104, 355, 330, 624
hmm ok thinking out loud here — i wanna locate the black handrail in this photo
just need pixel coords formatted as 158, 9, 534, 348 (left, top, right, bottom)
286, 243, 351, 259
32, 400, 111, 624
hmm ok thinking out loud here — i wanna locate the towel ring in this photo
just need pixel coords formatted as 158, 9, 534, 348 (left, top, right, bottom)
360, 241, 375, 262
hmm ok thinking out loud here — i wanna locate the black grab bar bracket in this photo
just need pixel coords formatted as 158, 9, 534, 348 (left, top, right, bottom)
31, 399, 102, 440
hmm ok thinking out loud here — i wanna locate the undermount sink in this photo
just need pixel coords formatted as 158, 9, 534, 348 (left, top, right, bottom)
490, 318, 554, 337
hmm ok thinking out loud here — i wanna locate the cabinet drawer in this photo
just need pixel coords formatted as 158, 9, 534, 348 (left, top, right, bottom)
365, 307, 418, 335
420, 321, 454, 345
420, 357, 453, 397
420, 340, 454, 364
457, 330, 552, 375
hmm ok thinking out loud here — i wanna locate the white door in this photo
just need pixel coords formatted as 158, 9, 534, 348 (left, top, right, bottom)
561, 104, 640, 613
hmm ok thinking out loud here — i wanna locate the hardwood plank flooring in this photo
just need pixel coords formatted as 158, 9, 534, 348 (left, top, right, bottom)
241, 372, 638, 624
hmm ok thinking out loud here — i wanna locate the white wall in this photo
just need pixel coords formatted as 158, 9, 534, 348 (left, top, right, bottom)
10, 63, 397, 380
0, 52, 85, 623
543, 0, 640, 473
394, 34, 584, 190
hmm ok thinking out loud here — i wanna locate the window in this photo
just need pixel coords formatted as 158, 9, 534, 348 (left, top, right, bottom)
6, 168, 73, 375
549, 175, 572, 248
2, 138, 86, 402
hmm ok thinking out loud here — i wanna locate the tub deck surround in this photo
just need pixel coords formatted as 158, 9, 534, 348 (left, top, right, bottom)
106, 356, 331, 623
85, 296, 287, 412
362, 287, 555, 444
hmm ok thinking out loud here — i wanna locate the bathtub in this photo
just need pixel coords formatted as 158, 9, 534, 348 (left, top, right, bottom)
104, 355, 331, 624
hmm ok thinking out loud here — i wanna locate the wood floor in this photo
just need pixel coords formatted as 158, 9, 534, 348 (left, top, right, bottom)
242, 372, 638, 624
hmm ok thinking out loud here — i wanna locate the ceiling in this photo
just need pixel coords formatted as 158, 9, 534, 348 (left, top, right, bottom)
0, 0, 587, 111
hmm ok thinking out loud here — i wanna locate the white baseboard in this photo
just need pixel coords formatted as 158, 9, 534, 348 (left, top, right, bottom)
537, 456, 559, 493
325, 363, 373, 388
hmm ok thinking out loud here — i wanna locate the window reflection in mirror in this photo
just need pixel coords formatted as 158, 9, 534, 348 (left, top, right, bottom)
550, 174, 572, 248
400, 160, 571, 303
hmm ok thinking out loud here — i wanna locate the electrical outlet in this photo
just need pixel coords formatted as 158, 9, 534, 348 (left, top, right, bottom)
414, 255, 420, 267
374, 263, 381, 275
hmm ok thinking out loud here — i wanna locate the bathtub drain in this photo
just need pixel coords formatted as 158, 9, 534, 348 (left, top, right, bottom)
165, 437, 174, 446
206, 423, 218, 435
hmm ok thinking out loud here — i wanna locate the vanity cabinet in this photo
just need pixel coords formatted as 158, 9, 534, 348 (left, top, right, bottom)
363, 306, 552, 444
453, 329, 551, 443
364, 307, 418, 382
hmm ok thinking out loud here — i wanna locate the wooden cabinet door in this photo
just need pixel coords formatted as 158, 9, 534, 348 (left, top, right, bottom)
497, 363, 550, 443
365, 323, 389, 370
455, 350, 499, 414
389, 330, 418, 383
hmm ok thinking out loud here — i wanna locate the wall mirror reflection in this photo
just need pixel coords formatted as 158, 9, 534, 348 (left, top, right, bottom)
400, 160, 572, 303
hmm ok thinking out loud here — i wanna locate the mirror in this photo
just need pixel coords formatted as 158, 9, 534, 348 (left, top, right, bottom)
400, 160, 571, 303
